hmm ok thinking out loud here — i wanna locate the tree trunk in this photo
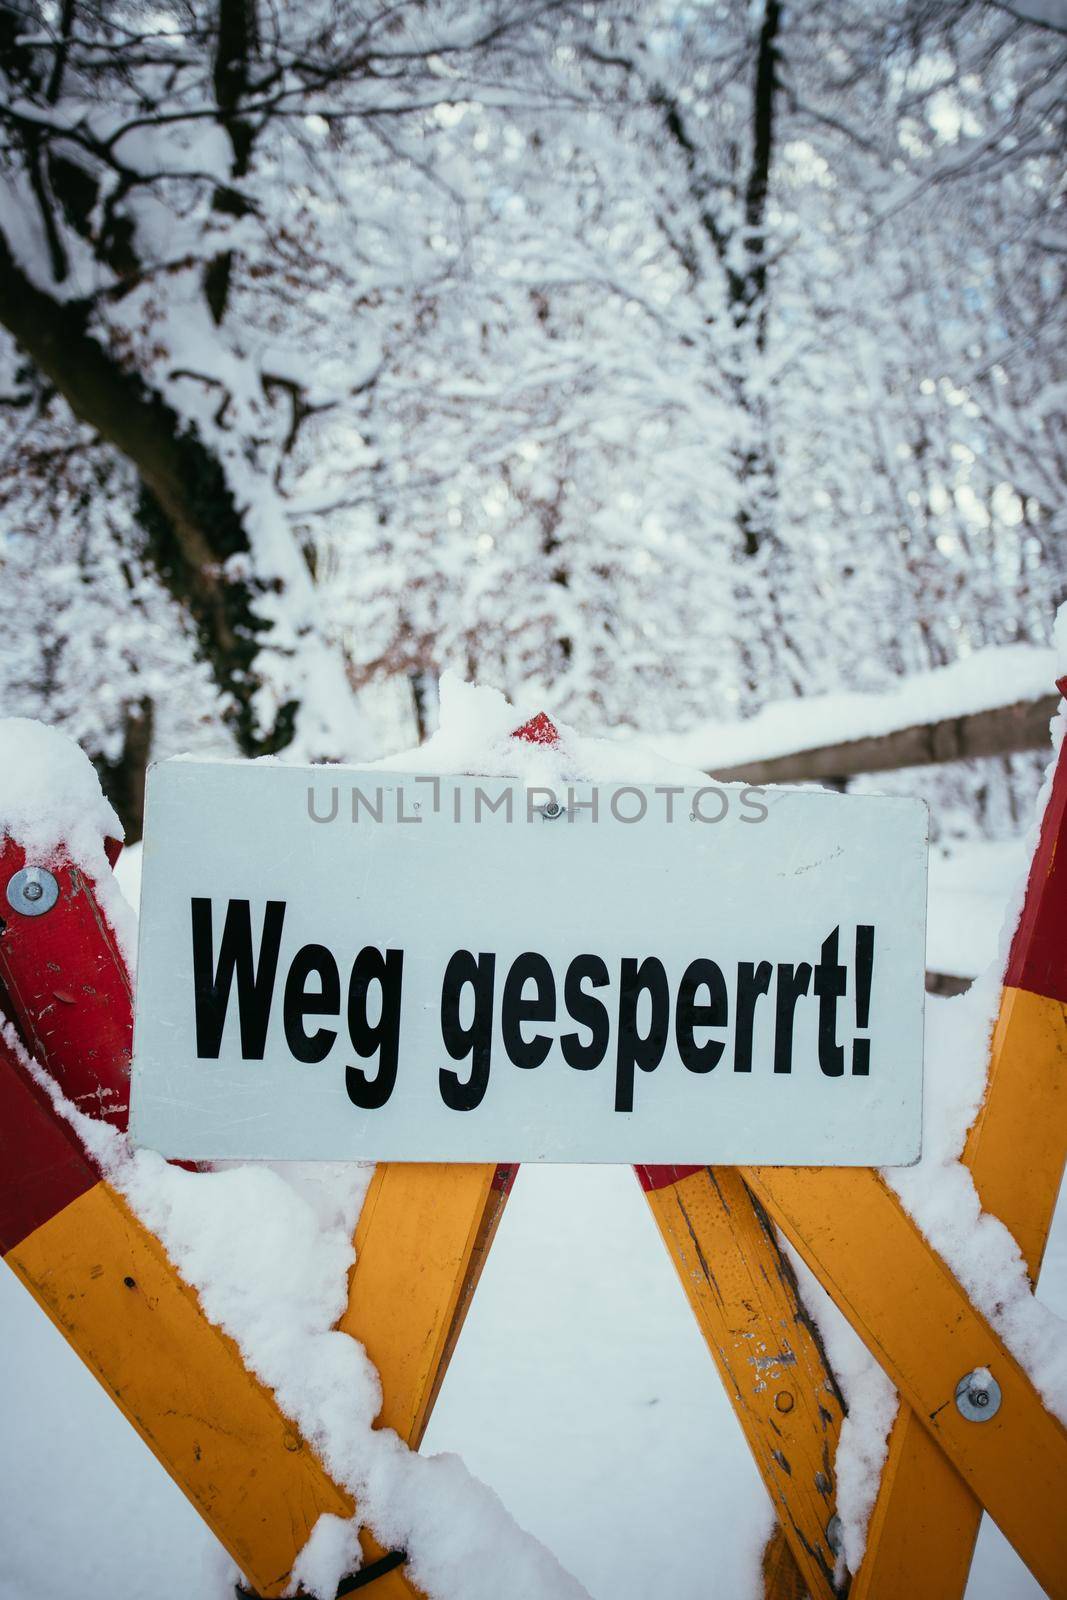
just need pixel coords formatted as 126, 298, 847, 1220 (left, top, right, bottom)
0, 228, 300, 755
92, 697, 154, 845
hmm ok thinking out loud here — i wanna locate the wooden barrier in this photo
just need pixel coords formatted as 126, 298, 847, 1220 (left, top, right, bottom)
2, 689, 1064, 1600
707, 691, 1057, 786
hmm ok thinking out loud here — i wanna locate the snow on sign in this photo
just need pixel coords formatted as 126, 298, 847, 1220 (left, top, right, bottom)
130, 758, 928, 1164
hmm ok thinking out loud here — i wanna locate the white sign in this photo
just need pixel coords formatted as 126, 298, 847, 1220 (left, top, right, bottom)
130, 759, 928, 1165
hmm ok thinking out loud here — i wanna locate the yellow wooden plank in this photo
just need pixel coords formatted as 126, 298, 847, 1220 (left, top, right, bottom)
7, 1182, 356, 1598
642, 1168, 846, 1599
760, 1524, 811, 1600
850, 984, 1067, 1600
331, 1163, 516, 1594
418, 1165, 516, 1435
744, 1163, 1067, 1600
962, 986, 1067, 1274
850, 1403, 978, 1600
339, 1161, 501, 1450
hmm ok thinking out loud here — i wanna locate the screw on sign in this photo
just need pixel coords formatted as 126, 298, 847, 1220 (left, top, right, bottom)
510, 718, 846, 1600
521, 717, 849, 1600
308, 712, 848, 1597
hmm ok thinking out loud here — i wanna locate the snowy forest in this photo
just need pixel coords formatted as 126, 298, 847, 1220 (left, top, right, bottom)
3, 8, 1067, 1600
0, 0, 1064, 839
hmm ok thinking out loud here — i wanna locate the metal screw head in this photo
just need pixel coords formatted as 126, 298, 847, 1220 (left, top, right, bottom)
5, 866, 59, 917
539, 801, 564, 820
825, 1515, 843, 1556
955, 1368, 1002, 1422
774, 1390, 795, 1414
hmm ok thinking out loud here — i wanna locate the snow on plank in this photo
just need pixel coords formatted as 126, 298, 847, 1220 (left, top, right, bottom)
650, 646, 1059, 783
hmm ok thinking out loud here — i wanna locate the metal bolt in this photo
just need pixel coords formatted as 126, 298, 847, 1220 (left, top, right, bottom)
774, 1390, 795, 1414
539, 801, 564, 820
825, 1515, 843, 1556
5, 866, 59, 917
954, 1368, 1002, 1422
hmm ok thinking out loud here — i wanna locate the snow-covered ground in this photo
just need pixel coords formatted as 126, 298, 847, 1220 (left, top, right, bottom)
1, 809, 1063, 1599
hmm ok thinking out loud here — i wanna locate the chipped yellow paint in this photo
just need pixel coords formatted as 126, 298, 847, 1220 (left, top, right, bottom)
643, 1168, 845, 1599
760, 1524, 812, 1600
850, 984, 1067, 1600
745, 1162, 1067, 1600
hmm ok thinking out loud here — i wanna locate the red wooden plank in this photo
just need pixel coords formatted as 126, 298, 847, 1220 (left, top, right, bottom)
634, 1164, 705, 1191
0, 1029, 98, 1253
1004, 678, 1067, 1004
0, 839, 131, 1127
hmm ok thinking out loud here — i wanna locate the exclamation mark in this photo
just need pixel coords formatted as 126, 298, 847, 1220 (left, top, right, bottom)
852, 925, 874, 1075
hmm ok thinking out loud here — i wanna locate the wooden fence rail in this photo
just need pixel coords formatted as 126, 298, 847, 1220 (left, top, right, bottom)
706, 693, 1057, 787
